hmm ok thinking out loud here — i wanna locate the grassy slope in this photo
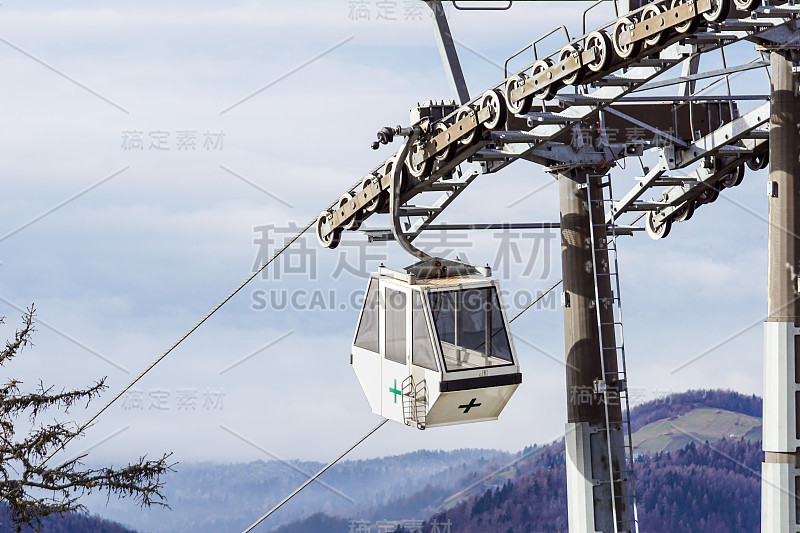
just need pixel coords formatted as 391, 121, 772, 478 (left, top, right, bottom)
632, 407, 761, 455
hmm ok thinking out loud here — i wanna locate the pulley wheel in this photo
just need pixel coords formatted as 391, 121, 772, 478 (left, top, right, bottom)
316, 211, 341, 249
456, 106, 479, 145
646, 211, 672, 240
696, 183, 720, 204
504, 74, 534, 115
362, 175, 385, 213
733, 0, 760, 11
671, 0, 701, 34
585, 31, 613, 73
703, 0, 731, 22
406, 139, 432, 179
531, 59, 558, 101
338, 192, 362, 231
673, 201, 695, 222
613, 17, 641, 60
481, 89, 507, 130
384, 156, 408, 195
432, 122, 454, 162
720, 164, 745, 188
640, 5, 669, 47
746, 151, 769, 171
558, 44, 585, 86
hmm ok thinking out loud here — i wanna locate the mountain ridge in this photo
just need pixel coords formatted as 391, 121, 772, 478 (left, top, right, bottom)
272, 389, 765, 533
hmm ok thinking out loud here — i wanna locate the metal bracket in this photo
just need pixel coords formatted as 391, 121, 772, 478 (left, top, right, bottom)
768, 180, 779, 197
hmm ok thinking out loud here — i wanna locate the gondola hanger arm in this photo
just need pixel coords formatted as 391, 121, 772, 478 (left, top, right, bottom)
389, 126, 432, 262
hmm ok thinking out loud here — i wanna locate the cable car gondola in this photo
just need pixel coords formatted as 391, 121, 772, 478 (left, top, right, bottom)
351, 258, 522, 429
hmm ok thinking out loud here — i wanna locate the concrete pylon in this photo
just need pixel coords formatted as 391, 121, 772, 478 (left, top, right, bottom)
558, 168, 634, 533
763, 49, 800, 533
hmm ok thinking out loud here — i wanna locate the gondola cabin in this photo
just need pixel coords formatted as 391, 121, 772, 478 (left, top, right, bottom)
351, 259, 522, 429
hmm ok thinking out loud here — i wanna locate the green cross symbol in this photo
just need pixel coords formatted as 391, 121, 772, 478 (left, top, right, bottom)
389, 379, 402, 404
459, 398, 481, 414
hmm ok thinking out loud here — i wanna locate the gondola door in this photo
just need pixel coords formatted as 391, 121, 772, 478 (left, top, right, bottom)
407, 289, 440, 424
380, 282, 411, 423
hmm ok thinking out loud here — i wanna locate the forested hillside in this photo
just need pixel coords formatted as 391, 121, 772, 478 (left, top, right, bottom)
273, 389, 766, 533
0, 504, 136, 533
423, 438, 762, 533
68, 389, 764, 533
87, 448, 509, 533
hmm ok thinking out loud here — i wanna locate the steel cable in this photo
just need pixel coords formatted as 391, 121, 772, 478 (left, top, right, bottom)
38, 175, 366, 467
242, 419, 388, 533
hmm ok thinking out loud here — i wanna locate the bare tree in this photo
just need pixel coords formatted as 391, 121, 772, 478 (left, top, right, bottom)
0, 306, 174, 532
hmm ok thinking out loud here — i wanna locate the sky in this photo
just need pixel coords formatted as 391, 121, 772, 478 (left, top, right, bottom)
0, 0, 772, 484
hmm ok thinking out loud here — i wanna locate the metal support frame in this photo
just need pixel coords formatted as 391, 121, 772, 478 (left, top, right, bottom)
604, 101, 769, 230
635, 60, 769, 92
602, 106, 688, 147
319, 7, 798, 245
426, 1, 470, 104
671, 101, 769, 168
650, 143, 764, 225
678, 47, 701, 97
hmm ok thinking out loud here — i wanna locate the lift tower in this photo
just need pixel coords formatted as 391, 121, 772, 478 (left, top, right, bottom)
314, 0, 800, 530
560, 167, 635, 533
763, 46, 800, 533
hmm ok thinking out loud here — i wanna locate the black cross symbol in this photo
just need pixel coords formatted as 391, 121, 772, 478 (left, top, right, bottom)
459, 398, 481, 414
